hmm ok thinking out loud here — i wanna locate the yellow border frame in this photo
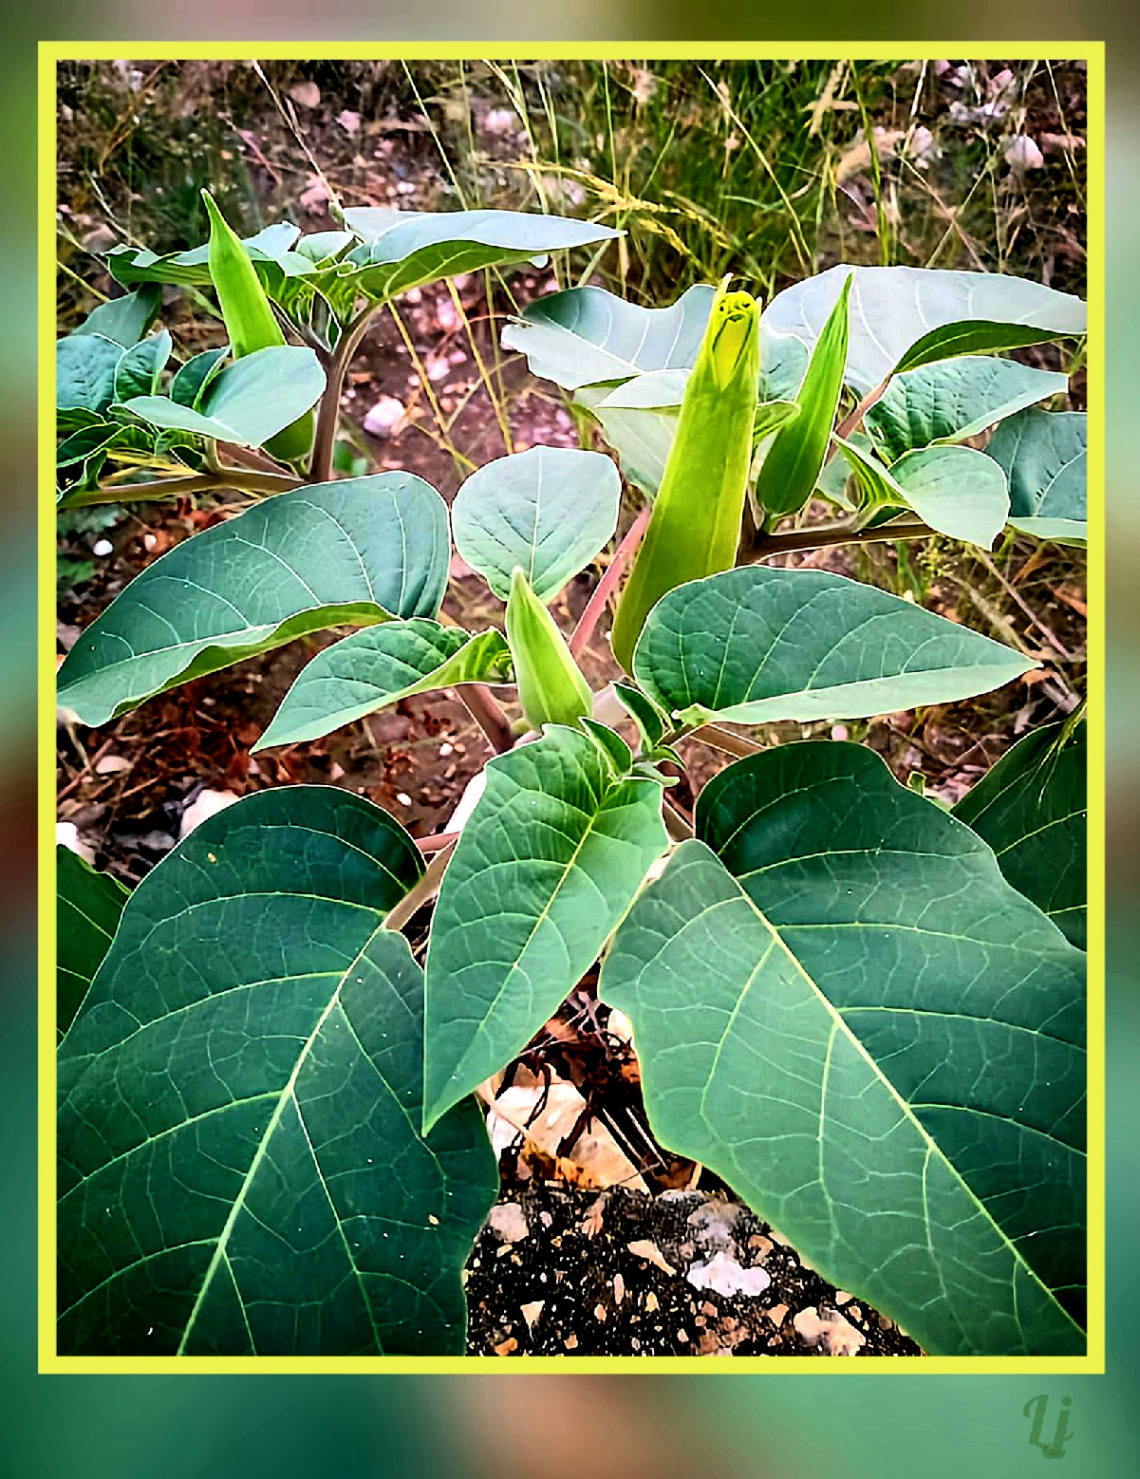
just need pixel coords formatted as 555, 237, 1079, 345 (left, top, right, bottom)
39, 39, 1106, 1376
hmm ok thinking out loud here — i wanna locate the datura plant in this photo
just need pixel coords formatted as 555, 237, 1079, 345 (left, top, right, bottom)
57, 197, 1089, 1360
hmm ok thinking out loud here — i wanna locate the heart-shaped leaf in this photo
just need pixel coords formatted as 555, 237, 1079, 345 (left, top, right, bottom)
340, 207, 620, 303
836, 437, 1010, 548
257, 621, 513, 750
58, 786, 497, 1355
124, 345, 325, 450
502, 283, 715, 390
761, 265, 1086, 394
72, 285, 163, 349
600, 742, 1086, 1356
955, 720, 1087, 949
984, 408, 1087, 544
633, 566, 1032, 728
866, 357, 1069, 462
57, 334, 125, 414
56, 846, 128, 1038
57, 472, 450, 726
423, 724, 668, 1132
451, 445, 621, 601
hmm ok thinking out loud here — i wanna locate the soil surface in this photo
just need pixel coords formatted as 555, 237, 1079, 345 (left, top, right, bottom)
465, 1183, 921, 1357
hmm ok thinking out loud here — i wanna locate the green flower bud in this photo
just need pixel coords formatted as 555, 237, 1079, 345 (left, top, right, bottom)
611, 278, 760, 672
505, 566, 593, 731
201, 189, 313, 466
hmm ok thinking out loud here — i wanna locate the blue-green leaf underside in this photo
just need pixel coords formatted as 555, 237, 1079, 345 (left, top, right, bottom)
58, 786, 497, 1356
340, 208, 621, 303
257, 621, 513, 751
57, 334, 125, 414
761, 265, 1086, 395
836, 438, 1010, 549
865, 357, 1069, 462
423, 724, 668, 1132
633, 567, 1033, 728
72, 286, 163, 349
985, 408, 1087, 545
600, 742, 1086, 1356
451, 445, 621, 602
501, 283, 715, 391
124, 346, 325, 450
57, 472, 450, 727
954, 721, 1087, 950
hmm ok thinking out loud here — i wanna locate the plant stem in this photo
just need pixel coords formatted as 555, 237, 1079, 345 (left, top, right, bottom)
382, 842, 456, 933
62, 469, 304, 507
688, 725, 762, 759
569, 503, 651, 660
417, 830, 461, 854
744, 515, 933, 560
829, 375, 890, 454
310, 302, 381, 483
458, 684, 515, 755
662, 798, 694, 842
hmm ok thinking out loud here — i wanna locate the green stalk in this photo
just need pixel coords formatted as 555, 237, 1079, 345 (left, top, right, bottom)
610, 280, 760, 672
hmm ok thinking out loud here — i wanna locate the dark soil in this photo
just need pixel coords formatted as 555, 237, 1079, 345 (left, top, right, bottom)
465, 1182, 921, 1357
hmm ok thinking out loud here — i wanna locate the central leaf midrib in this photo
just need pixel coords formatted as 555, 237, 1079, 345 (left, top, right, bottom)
175, 922, 392, 1354
441, 760, 633, 1102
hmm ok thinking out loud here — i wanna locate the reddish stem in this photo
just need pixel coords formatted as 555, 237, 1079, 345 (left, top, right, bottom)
569, 504, 651, 660
417, 830, 460, 853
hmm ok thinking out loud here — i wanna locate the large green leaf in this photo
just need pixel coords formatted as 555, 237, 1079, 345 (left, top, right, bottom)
836, 437, 1010, 548
600, 742, 1086, 1356
422, 724, 668, 1132
58, 787, 497, 1356
56, 846, 129, 1038
72, 286, 163, 349
865, 357, 1069, 462
57, 472, 450, 727
257, 621, 513, 750
57, 334, 124, 414
451, 445, 621, 602
761, 265, 1086, 395
984, 408, 1087, 544
502, 283, 715, 391
124, 345, 325, 450
339, 207, 619, 303
633, 566, 1032, 728
955, 720, 1087, 949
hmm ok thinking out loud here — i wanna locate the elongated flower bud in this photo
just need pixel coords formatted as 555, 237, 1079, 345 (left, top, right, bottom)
201, 190, 314, 465
753, 272, 852, 518
611, 281, 760, 672
506, 566, 593, 731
